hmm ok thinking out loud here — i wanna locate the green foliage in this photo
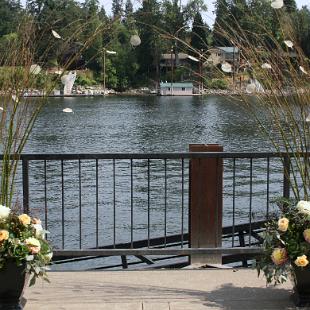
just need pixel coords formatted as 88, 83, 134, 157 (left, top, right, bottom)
207, 79, 228, 90
0, 209, 53, 286
190, 12, 209, 52
0, 0, 21, 37
257, 199, 310, 285
76, 74, 97, 86
0, 0, 309, 91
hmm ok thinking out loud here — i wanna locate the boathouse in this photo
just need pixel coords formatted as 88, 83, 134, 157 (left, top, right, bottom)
159, 82, 193, 96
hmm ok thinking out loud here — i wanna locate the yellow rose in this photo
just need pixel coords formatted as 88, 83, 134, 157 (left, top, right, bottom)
303, 229, 310, 243
278, 218, 289, 232
271, 248, 288, 265
295, 255, 309, 267
18, 214, 31, 226
0, 230, 9, 242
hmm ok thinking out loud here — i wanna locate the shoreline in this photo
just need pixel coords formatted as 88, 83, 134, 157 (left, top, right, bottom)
22, 89, 244, 98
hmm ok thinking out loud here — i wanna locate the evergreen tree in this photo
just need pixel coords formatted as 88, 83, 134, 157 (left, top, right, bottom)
82, 0, 102, 71
284, 0, 297, 13
213, 0, 231, 46
296, 6, 310, 57
190, 12, 209, 51
112, 0, 123, 18
162, 0, 186, 37
183, 0, 207, 23
125, 0, 133, 17
0, 0, 21, 36
135, 0, 162, 82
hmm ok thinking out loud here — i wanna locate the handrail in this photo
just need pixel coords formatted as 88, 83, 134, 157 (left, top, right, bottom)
54, 247, 263, 257
1, 151, 308, 160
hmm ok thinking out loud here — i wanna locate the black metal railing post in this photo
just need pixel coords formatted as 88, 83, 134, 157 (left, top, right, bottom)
283, 154, 291, 199
22, 159, 29, 214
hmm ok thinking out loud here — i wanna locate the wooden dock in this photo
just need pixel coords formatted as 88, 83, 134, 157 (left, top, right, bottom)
24, 269, 295, 309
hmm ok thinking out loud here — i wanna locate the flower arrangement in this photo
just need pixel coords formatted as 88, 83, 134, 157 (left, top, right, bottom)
0, 205, 52, 286
257, 199, 310, 284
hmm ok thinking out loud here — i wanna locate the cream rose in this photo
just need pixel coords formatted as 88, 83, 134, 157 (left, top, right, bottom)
278, 217, 289, 232
0, 205, 10, 220
271, 248, 288, 265
32, 218, 41, 225
0, 230, 9, 242
303, 229, 310, 243
25, 237, 41, 254
45, 252, 53, 261
295, 255, 309, 267
296, 201, 310, 217
18, 214, 31, 226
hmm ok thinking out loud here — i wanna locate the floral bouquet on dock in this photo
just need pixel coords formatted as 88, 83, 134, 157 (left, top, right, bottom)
257, 199, 310, 285
0, 205, 52, 286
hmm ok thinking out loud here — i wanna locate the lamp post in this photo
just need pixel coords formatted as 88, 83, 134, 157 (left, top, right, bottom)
103, 49, 117, 95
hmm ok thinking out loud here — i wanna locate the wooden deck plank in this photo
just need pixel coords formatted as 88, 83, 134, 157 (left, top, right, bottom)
24, 269, 295, 309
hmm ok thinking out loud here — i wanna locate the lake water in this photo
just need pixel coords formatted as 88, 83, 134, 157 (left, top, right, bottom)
26, 95, 270, 154
19, 95, 284, 269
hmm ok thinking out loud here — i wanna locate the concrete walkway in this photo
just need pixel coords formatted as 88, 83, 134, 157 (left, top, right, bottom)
24, 269, 300, 309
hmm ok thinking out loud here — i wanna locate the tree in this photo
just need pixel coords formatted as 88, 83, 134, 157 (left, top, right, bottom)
190, 12, 209, 52
296, 6, 310, 57
212, 0, 231, 46
82, 0, 103, 71
125, 0, 133, 18
135, 0, 163, 83
112, 0, 123, 18
162, 0, 186, 37
0, 0, 21, 36
284, 0, 297, 13
183, 0, 207, 23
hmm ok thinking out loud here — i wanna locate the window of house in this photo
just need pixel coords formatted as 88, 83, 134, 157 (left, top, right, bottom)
182, 87, 185, 91
168, 88, 171, 91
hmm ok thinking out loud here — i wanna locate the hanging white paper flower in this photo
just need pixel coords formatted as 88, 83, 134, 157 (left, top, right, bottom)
306, 114, 310, 122
63, 108, 73, 113
54, 70, 63, 75
52, 30, 62, 39
284, 40, 294, 48
246, 83, 257, 94
261, 63, 272, 69
221, 62, 232, 73
0, 107, 3, 111
300, 66, 308, 74
187, 55, 199, 62
106, 50, 117, 55
130, 35, 141, 47
12, 94, 19, 103
30, 64, 42, 75
271, 0, 283, 9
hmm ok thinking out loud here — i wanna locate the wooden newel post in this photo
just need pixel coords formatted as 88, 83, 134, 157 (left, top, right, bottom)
189, 144, 223, 265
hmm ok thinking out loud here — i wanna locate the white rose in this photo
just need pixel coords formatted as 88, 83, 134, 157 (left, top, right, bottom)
297, 201, 310, 217
45, 252, 53, 261
33, 224, 45, 238
0, 205, 10, 219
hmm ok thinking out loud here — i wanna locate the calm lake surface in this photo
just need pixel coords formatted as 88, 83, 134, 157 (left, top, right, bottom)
26, 95, 270, 153
19, 95, 283, 269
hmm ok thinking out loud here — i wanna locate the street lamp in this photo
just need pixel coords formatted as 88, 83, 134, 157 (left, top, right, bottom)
103, 49, 117, 95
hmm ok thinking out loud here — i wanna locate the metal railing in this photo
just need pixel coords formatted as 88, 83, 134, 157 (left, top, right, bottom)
11, 151, 294, 264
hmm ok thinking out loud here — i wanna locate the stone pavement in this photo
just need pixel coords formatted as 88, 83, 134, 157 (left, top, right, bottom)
24, 269, 302, 309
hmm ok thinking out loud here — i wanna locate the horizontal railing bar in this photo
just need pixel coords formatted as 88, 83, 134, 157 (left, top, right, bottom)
54, 247, 263, 257
1, 152, 308, 161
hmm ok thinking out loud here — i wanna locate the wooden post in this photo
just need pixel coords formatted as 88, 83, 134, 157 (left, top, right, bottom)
189, 144, 223, 265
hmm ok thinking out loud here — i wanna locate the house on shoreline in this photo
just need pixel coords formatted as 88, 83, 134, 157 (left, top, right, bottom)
159, 82, 193, 96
